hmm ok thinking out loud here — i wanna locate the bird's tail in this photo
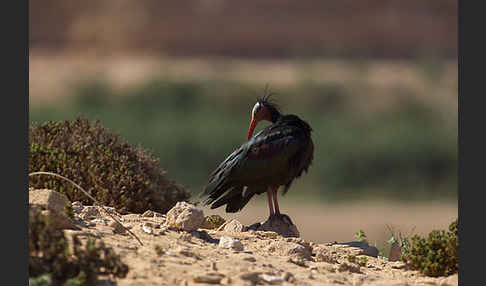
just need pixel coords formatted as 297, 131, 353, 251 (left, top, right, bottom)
199, 147, 244, 204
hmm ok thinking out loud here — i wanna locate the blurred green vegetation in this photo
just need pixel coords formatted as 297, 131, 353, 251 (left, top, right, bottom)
29, 78, 457, 202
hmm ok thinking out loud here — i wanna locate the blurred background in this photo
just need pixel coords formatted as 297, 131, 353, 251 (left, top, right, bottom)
29, 0, 457, 250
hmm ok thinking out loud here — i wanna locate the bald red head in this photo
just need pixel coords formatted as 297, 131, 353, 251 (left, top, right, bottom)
247, 102, 271, 140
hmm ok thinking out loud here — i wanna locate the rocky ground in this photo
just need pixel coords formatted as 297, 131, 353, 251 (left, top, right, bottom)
29, 189, 458, 286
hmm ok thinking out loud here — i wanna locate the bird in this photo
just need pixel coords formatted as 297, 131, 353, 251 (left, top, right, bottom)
199, 92, 314, 219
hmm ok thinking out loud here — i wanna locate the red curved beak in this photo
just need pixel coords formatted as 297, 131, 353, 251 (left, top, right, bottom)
247, 118, 257, 140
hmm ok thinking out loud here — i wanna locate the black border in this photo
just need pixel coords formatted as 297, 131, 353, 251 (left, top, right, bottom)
4, 0, 28, 283
457, 0, 463, 283
458, 0, 481, 284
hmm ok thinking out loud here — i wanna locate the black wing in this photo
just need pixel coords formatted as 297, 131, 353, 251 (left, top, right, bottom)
200, 123, 308, 211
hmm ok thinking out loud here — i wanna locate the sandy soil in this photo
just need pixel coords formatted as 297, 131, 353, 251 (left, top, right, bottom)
65, 200, 457, 286
202, 199, 458, 246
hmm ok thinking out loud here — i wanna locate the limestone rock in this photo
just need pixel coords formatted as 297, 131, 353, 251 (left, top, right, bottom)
142, 210, 164, 218
336, 262, 361, 273
223, 219, 244, 232
71, 201, 84, 213
315, 247, 339, 263
439, 274, 458, 286
267, 240, 312, 260
40, 210, 76, 230
239, 272, 261, 284
193, 273, 225, 284
389, 261, 406, 269
110, 220, 126, 234
79, 206, 102, 220
257, 214, 300, 238
241, 255, 257, 262
142, 224, 154, 235
333, 241, 379, 257
280, 272, 295, 282
29, 189, 69, 213
165, 202, 205, 232
260, 274, 284, 284
219, 236, 244, 251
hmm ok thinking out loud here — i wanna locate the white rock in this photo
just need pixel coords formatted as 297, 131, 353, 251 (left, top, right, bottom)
29, 189, 69, 213
165, 202, 204, 232
219, 236, 244, 251
79, 206, 102, 220
267, 241, 312, 259
223, 219, 244, 232
142, 225, 153, 234
71, 201, 84, 213
440, 274, 458, 286
260, 274, 284, 284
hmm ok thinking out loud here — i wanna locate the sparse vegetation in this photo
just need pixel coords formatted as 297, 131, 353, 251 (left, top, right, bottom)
358, 256, 368, 267
29, 207, 129, 285
348, 254, 368, 267
355, 229, 368, 243
29, 117, 190, 214
30, 79, 458, 202
346, 254, 357, 263
401, 219, 458, 277
202, 215, 226, 230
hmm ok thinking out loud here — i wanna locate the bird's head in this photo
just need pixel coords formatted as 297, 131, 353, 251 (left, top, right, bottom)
248, 92, 281, 140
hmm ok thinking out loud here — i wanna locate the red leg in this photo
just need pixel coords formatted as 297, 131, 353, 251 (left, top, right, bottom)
272, 188, 281, 215
266, 188, 275, 217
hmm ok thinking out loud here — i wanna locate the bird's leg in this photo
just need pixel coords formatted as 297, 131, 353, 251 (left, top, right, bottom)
272, 188, 281, 216
266, 188, 275, 217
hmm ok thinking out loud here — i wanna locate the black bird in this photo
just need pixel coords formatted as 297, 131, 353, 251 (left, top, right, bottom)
199, 94, 314, 218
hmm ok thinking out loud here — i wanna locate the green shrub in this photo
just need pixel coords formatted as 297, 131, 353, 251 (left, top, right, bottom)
29, 207, 129, 284
29, 117, 190, 214
401, 219, 458, 277
31, 79, 458, 201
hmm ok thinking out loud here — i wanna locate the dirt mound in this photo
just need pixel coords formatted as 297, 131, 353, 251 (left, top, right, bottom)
40, 200, 457, 286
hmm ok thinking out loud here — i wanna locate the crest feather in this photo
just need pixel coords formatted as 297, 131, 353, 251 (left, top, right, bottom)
256, 84, 280, 112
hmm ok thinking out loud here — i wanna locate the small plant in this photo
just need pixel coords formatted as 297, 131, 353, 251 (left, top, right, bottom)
385, 224, 415, 254
346, 254, 367, 267
28, 273, 52, 286
202, 215, 226, 229
358, 256, 368, 267
29, 117, 190, 214
354, 229, 368, 243
401, 219, 458, 277
29, 207, 129, 284
346, 254, 356, 263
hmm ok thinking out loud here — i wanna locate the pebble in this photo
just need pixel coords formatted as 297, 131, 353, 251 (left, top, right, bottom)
193, 273, 225, 284
239, 272, 261, 283
281, 272, 295, 282
261, 274, 284, 284
223, 219, 245, 232
79, 206, 102, 220
142, 210, 164, 217
219, 236, 244, 251
29, 189, 69, 213
90, 218, 109, 225
142, 224, 153, 234
242, 256, 257, 262
110, 220, 126, 234
71, 201, 84, 213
